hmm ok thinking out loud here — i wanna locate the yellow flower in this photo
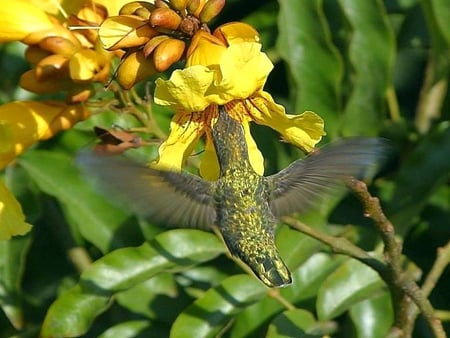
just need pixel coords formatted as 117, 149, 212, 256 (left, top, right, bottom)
154, 24, 325, 180
0, 180, 32, 240
0, 101, 90, 169
0, 0, 55, 43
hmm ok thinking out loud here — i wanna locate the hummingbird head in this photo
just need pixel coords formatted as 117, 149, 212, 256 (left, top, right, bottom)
225, 235, 292, 288
244, 249, 292, 288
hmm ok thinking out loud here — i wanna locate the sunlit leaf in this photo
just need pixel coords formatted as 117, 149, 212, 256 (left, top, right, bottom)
338, 0, 396, 136
349, 291, 393, 338
267, 309, 318, 338
170, 274, 267, 338
41, 230, 223, 337
276, 0, 343, 137
316, 257, 385, 320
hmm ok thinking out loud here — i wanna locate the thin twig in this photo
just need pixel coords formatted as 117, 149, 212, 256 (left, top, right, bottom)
348, 179, 446, 338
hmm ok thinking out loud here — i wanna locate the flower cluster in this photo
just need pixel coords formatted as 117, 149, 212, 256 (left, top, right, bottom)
1, 0, 326, 238
99, 0, 225, 88
1, 1, 115, 103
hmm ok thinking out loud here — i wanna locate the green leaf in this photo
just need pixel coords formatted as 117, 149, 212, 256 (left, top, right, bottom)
349, 291, 393, 338
18, 150, 130, 253
116, 273, 191, 323
388, 122, 450, 235
170, 274, 267, 338
41, 229, 224, 337
267, 309, 318, 338
98, 320, 152, 338
283, 253, 344, 302
81, 229, 223, 291
422, 0, 450, 79
41, 285, 111, 338
316, 257, 385, 320
0, 235, 30, 329
338, 0, 396, 135
230, 253, 342, 338
276, 0, 343, 137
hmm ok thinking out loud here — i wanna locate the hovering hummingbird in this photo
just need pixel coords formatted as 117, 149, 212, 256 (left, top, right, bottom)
79, 105, 386, 287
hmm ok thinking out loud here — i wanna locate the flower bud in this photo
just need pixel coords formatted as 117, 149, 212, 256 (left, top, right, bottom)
170, 0, 189, 11
99, 15, 158, 50
120, 1, 155, 16
199, 0, 225, 23
143, 35, 170, 58
35, 54, 70, 81
117, 51, 157, 89
149, 8, 182, 30
153, 38, 185, 72
38, 36, 78, 56
187, 0, 205, 17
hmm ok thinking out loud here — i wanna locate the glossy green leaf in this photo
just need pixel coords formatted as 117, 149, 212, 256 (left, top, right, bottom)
388, 122, 450, 235
98, 320, 152, 338
41, 230, 223, 337
277, 0, 343, 137
316, 257, 385, 320
267, 309, 317, 338
338, 0, 396, 135
81, 229, 223, 291
349, 291, 393, 338
41, 285, 111, 338
282, 253, 344, 302
18, 150, 130, 253
116, 273, 191, 322
276, 226, 322, 270
170, 274, 267, 338
422, 0, 450, 79
0, 235, 30, 329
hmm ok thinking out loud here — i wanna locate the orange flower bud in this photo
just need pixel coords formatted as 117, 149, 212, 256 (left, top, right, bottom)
199, 0, 225, 23
153, 38, 185, 72
38, 36, 79, 56
117, 51, 157, 89
35, 54, 70, 81
170, 0, 189, 11
143, 35, 170, 58
120, 1, 155, 18
149, 8, 182, 30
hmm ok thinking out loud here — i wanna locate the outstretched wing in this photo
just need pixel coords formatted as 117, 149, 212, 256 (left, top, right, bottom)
77, 152, 217, 229
266, 138, 388, 218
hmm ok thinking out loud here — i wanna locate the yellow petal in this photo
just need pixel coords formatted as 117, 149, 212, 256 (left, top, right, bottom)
69, 49, 109, 82
155, 42, 273, 111
213, 22, 260, 45
152, 111, 209, 171
0, 101, 90, 169
93, 0, 136, 15
0, 0, 54, 42
215, 42, 272, 99
247, 91, 325, 152
0, 180, 32, 240
186, 31, 226, 67
199, 132, 220, 180
154, 65, 215, 111
242, 120, 264, 175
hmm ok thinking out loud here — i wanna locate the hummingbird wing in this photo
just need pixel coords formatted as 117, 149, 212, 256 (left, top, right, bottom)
266, 138, 388, 218
77, 152, 217, 229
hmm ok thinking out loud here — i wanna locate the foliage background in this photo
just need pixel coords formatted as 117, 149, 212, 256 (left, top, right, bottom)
1, 0, 449, 337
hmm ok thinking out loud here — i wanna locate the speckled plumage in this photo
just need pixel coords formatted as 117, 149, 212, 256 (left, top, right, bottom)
78, 105, 387, 288
212, 106, 291, 287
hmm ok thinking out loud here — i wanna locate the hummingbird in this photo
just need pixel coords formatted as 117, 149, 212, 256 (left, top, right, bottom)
79, 105, 386, 287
